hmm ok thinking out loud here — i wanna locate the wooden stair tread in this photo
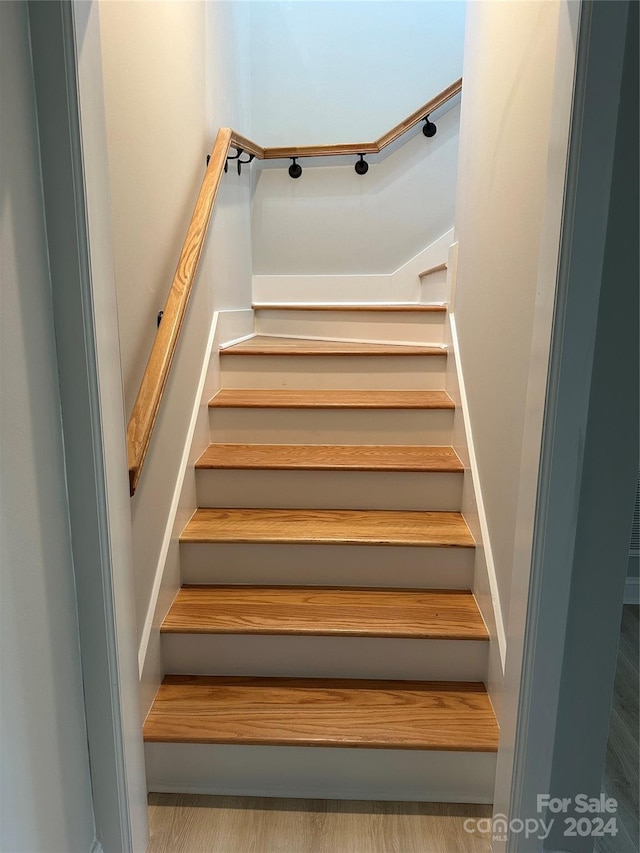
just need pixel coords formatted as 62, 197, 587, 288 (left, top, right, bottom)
180, 508, 474, 547
143, 676, 499, 751
209, 389, 455, 409
221, 336, 446, 356
162, 586, 488, 640
252, 303, 447, 313
196, 444, 463, 472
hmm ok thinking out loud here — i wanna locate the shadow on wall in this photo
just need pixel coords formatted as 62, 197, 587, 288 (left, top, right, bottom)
251, 104, 461, 276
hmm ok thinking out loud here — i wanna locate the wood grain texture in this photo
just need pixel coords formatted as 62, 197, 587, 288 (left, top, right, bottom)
143, 675, 499, 751
252, 303, 447, 312
209, 389, 455, 409
419, 263, 448, 278
263, 141, 380, 160
221, 336, 446, 356
126, 127, 233, 495
161, 586, 488, 640
229, 130, 265, 159
180, 508, 475, 547
147, 795, 493, 853
375, 78, 463, 150
260, 78, 463, 160
196, 443, 464, 472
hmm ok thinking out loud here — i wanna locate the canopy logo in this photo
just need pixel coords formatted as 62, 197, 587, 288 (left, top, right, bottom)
464, 797, 619, 842
463, 813, 553, 842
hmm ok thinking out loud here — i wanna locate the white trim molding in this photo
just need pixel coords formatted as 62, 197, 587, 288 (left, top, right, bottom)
252, 228, 454, 305
493, 3, 636, 849
28, 2, 150, 848
138, 309, 254, 718
448, 312, 507, 671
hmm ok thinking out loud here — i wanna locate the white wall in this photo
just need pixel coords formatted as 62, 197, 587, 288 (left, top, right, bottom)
0, 3, 96, 850
100, 0, 210, 418
249, 0, 465, 277
99, 1, 253, 655
207, 1, 252, 144
252, 103, 460, 275
100, 1, 253, 415
452, 0, 565, 622
248, 1, 466, 146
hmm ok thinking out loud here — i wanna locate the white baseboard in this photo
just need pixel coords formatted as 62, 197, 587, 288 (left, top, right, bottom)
137, 311, 221, 679
252, 228, 454, 305
448, 312, 507, 673
137, 309, 254, 714
442, 241, 506, 684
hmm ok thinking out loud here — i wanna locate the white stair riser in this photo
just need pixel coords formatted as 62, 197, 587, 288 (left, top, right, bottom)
162, 635, 488, 681
209, 407, 454, 445
196, 469, 463, 511
220, 354, 447, 390
180, 543, 475, 588
145, 743, 496, 803
255, 310, 446, 344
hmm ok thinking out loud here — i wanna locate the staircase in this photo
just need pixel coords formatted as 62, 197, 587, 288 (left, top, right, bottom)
143, 301, 499, 802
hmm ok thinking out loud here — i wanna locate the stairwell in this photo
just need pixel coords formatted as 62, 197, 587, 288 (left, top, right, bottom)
143, 292, 499, 801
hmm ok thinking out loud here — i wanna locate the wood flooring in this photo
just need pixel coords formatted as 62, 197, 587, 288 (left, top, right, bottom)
147, 795, 493, 853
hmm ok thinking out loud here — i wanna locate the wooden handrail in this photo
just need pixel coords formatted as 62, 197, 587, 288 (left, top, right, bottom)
374, 78, 462, 151
229, 131, 265, 160
127, 79, 462, 494
230, 77, 462, 161
127, 127, 233, 495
